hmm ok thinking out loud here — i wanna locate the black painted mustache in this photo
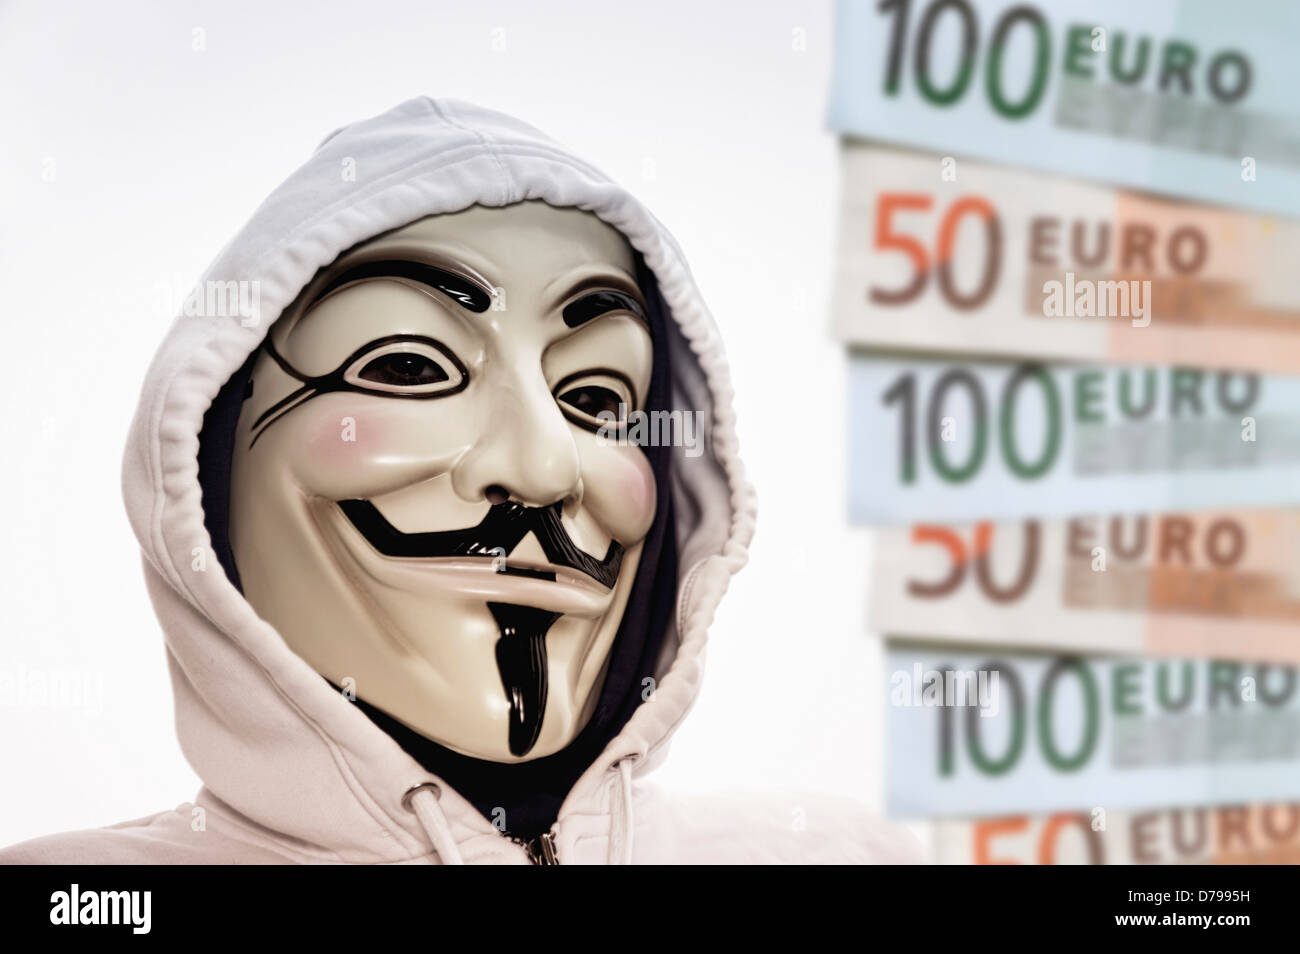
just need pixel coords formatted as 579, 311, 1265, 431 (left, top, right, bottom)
338, 498, 624, 589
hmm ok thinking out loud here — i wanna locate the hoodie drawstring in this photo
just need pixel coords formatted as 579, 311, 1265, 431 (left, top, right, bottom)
607, 757, 636, 865
402, 783, 465, 865
405, 763, 635, 866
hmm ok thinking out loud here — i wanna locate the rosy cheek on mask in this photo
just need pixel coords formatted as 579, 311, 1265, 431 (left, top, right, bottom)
288, 403, 464, 500
583, 446, 656, 545
292, 416, 392, 499
306, 411, 385, 461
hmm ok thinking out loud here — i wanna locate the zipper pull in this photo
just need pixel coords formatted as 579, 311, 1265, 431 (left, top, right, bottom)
525, 830, 560, 865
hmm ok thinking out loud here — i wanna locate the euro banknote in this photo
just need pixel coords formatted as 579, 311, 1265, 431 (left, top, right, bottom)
885, 641, 1300, 817
848, 353, 1300, 524
828, 0, 1300, 216
833, 143, 1300, 373
932, 803, 1300, 864
870, 510, 1300, 663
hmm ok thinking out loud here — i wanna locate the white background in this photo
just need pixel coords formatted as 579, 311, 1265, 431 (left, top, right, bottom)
0, 0, 895, 848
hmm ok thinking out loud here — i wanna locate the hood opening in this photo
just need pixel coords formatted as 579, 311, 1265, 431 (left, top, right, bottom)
197, 239, 679, 840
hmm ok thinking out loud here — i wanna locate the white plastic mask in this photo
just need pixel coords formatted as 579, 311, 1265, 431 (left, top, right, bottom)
229, 201, 656, 762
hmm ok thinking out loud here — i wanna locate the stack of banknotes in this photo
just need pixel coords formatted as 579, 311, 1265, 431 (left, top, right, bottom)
829, 0, 1300, 864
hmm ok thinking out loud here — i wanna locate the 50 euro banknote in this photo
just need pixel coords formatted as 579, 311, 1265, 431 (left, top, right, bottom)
871, 509, 1300, 663
932, 802, 1300, 864
885, 641, 1300, 817
833, 143, 1300, 374
849, 353, 1300, 524
829, 0, 1300, 216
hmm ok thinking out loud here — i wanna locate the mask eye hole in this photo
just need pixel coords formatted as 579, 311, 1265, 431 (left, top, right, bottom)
554, 370, 636, 431
562, 385, 621, 418
342, 337, 467, 396
358, 352, 448, 387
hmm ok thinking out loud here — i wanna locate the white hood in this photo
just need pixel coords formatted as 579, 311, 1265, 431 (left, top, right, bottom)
119, 97, 756, 863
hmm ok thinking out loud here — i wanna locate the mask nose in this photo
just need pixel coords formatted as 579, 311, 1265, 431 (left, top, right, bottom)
451, 364, 582, 509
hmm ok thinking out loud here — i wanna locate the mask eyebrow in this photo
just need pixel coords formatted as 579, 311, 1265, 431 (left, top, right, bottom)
559, 276, 649, 329
316, 259, 494, 313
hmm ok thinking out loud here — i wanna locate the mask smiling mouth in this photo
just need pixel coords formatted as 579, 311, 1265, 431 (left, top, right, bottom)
336, 498, 624, 589
335, 498, 628, 757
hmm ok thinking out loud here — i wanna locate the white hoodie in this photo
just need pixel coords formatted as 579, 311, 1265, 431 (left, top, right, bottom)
1, 98, 919, 865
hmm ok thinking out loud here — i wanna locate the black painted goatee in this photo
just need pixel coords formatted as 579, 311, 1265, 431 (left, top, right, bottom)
488, 603, 562, 757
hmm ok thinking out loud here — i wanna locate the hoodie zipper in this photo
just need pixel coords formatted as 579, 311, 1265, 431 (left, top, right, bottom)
517, 830, 559, 865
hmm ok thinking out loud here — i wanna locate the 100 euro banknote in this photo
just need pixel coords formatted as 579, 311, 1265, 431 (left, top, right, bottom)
829, 0, 1300, 215
849, 353, 1300, 524
886, 641, 1300, 817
